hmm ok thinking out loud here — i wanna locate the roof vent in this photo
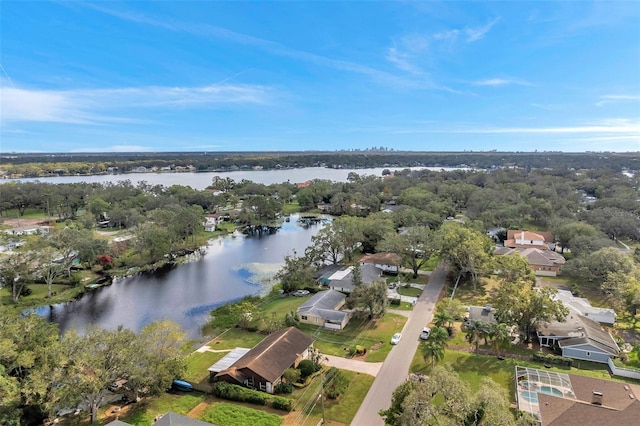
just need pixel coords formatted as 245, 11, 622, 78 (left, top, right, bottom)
485, 304, 492, 312
592, 391, 603, 406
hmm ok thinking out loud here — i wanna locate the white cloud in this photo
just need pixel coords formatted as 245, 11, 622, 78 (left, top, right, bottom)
433, 29, 460, 41
595, 94, 640, 106
0, 83, 273, 124
465, 18, 501, 42
386, 47, 422, 75
472, 77, 532, 87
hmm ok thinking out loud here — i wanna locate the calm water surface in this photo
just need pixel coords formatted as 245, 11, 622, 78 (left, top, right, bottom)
36, 215, 324, 338
13, 166, 459, 189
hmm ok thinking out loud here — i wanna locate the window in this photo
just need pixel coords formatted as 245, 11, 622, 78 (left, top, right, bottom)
586, 351, 591, 357
301, 315, 308, 320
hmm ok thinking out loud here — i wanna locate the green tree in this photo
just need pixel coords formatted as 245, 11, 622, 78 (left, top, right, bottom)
465, 319, 484, 354
349, 281, 387, 319
276, 253, 315, 294
494, 283, 568, 343
422, 341, 445, 368
435, 221, 493, 289
433, 311, 452, 330
429, 326, 450, 347
490, 323, 512, 357
377, 226, 434, 278
0, 251, 33, 303
35, 247, 65, 298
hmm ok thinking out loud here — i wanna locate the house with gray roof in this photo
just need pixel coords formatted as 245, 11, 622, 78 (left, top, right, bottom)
106, 412, 217, 426
555, 289, 616, 325
316, 264, 384, 293
297, 290, 350, 330
536, 314, 619, 364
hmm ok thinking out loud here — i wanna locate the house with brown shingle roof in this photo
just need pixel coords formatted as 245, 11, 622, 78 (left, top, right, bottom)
494, 247, 566, 276
505, 229, 554, 250
360, 252, 402, 273
214, 327, 314, 394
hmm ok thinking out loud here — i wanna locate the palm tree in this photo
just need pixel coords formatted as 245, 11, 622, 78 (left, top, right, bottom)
430, 326, 450, 348
433, 311, 453, 329
422, 341, 445, 368
491, 323, 511, 357
465, 319, 482, 354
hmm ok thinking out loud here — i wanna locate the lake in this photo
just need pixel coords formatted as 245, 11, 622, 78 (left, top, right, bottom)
12, 166, 462, 189
35, 214, 325, 338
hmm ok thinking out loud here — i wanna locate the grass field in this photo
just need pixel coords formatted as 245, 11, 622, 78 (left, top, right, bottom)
397, 286, 422, 297
199, 402, 283, 426
290, 368, 374, 425
184, 351, 228, 383
103, 392, 205, 425
299, 312, 406, 362
205, 328, 267, 351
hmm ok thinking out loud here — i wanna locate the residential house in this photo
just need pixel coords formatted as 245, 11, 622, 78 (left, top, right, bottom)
5, 226, 50, 236
107, 412, 217, 426
464, 305, 498, 326
214, 327, 314, 394
505, 230, 554, 250
360, 252, 402, 273
297, 290, 350, 330
494, 247, 566, 276
316, 264, 384, 293
204, 213, 223, 232
555, 289, 616, 325
296, 180, 312, 188
515, 366, 640, 426
536, 314, 619, 364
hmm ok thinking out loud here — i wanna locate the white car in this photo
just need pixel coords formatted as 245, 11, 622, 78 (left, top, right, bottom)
420, 327, 431, 340
390, 333, 402, 345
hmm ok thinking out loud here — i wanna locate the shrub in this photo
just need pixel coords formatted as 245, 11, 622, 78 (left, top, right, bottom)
271, 396, 294, 411
283, 368, 301, 384
532, 352, 573, 367
211, 382, 293, 412
274, 382, 293, 394
324, 367, 349, 399
298, 360, 317, 377
212, 382, 267, 405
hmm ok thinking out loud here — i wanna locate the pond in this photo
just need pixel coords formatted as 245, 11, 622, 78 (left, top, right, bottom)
35, 214, 325, 338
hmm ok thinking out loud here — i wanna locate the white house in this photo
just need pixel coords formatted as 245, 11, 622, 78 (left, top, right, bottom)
555, 289, 617, 325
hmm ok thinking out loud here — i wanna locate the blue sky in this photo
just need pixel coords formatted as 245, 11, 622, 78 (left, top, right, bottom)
1, 1, 639, 153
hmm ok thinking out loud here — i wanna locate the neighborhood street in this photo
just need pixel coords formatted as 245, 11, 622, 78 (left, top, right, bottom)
351, 264, 447, 426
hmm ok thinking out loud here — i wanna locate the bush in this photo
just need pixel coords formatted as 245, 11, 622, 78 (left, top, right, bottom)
532, 352, 573, 367
298, 360, 317, 377
211, 382, 294, 412
271, 396, 294, 411
324, 367, 349, 399
212, 382, 267, 406
274, 382, 293, 394
283, 368, 301, 384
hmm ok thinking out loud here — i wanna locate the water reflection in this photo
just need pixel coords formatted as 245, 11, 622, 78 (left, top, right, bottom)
41, 215, 324, 338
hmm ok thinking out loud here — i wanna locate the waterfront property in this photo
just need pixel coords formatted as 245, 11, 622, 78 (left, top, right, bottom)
316, 264, 384, 293
214, 327, 314, 394
296, 289, 351, 330
515, 366, 640, 425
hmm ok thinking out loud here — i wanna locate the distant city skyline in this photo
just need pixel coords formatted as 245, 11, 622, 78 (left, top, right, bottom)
1, 1, 639, 153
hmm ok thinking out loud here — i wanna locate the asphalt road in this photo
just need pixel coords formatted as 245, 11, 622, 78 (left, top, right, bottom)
351, 263, 448, 426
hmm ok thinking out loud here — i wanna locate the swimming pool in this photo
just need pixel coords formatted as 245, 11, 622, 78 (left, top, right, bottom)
521, 386, 564, 403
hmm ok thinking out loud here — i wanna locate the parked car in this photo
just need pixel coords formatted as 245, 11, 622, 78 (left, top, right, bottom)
390, 333, 402, 345
419, 327, 431, 340
293, 289, 310, 296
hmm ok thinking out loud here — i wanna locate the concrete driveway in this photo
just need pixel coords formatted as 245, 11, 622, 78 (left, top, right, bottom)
351, 263, 447, 426
323, 354, 382, 377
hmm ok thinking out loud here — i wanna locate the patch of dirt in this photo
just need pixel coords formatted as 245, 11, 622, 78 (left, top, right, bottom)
187, 402, 209, 418
101, 403, 136, 423
370, 341, 383, 351
0, 217, 51, 227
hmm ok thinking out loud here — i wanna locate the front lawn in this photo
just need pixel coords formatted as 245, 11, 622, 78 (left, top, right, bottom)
206, 328, 266, 351
397, 286, 422, 297
111, 392, 205, 425
199, 402, 282, 426
299, 312, 407, 362
410, 349, 634, 395
184, 351, 228, 383
259, 293, 312, 321
289, 369, 374, 425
